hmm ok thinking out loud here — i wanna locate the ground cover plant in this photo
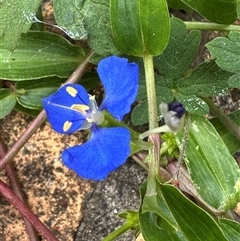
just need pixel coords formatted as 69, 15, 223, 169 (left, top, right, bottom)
1, 0, 240, 240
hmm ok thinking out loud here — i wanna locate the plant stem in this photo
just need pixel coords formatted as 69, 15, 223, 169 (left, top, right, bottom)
0, 52, 93, 171
174, 113, 191, 180
0, 110, 46, 171
6, 165, 39, 241
201, 96, 240, 139
0, 179, 60, 241
142, 52, 158, 130
101, 222, 134, 241
142, 52, 160, 196
184, 21, 240, 32
132, 153, 149, 171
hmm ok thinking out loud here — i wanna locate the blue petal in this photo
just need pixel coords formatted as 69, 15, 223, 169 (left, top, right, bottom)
43, 84, 90, 107
42, 84, 90, 134
98, 56, 139, 121
42, 99, 87, 134
62, 126, 131, 180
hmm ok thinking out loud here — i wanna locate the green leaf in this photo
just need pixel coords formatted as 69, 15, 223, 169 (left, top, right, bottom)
14, 102, 40, 117
139, 180, 228, 241
218, 218, 240, 241
176, 114, 240, 211
131, 17, 201, 125
0, 0, 42, 51
167, 0, 192, 12
53, 0, 87, 39
110, 0, 170, 56
210, 110, 240, 154
181, 0, 237, 24
54, 0, 120, 56
0, 31, 85, 81
131, 100, 149, 126
177, 60, 232, 97
174, 93, 209, 116
206, 31, 240, 74
238, 3, 240, 18
227, 73, 240, 88
0, 89, 16, 119
15, 78, 64, 109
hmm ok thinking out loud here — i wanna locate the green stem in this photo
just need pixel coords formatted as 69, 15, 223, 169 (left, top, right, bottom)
201, 97, 240, 139
142, 52, 158, 129
101, 222, 134, 241
184, 21, 240, 32
142, 52, 160, 196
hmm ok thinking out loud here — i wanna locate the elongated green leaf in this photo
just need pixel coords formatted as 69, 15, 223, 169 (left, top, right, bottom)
207, 31, 240, 74
110, 0, 170, 56
167, 0, 192, 12
0, 0, 42, 50
54, 0, 120, 56
14, 102, 40, 117
176, 115, 240, 211
140, 0, 170, 55
111, 0, 143, 56
218, 218, 240, 241
139, 181, 228, 241
238, 3, 240, 18
181, 0, 237, 24
15, 78, 64, 109
0, 89, 16, 119
210, 110, 240, 154
0, 31, 85, 81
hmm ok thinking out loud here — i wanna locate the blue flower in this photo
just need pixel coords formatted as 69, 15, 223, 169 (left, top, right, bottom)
161, 102, 185, 132
42, 56, 139, 180
139, 102, 185, 139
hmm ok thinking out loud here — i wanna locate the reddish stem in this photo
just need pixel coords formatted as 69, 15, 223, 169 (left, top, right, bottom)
0, 139, 39, 240
0, 178, 60, 241
0, 110, 46, 170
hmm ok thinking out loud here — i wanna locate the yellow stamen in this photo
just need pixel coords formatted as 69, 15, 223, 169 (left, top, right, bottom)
63, 121, 72, 132
71, 104, 89, 114
66, 86, 77, 97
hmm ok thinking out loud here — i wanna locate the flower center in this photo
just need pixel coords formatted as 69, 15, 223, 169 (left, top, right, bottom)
70, 95, 105, 128
88, 95, 105, 125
